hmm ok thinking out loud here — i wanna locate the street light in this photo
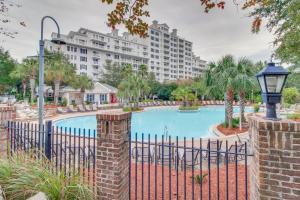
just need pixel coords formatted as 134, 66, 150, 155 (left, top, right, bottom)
256, 62, 290, 119
38, 16, 66, 126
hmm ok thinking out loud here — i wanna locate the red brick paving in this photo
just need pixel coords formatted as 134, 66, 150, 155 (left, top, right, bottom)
130, 164, 249, 200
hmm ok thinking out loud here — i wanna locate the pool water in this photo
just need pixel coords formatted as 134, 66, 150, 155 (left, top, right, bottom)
55, 106, 253, 140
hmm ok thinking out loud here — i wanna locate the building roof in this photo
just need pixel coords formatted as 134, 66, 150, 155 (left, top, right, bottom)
60, 82, 118, 94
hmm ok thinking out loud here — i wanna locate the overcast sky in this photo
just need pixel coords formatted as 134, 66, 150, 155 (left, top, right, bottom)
1, 0, 275, 63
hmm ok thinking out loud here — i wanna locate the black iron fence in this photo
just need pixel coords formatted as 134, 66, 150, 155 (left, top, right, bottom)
6, 121, 96, 191
129, 133, 253, 200
5, 121, 253, 200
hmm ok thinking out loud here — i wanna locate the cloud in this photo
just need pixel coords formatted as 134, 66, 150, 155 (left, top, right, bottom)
1, 0, 275, 63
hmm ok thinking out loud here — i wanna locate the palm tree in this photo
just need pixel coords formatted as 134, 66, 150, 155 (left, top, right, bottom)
190, 79, 207, 100
171, 86, 196, 107
45, 51, 76, 105
209, 55, 237, 128
234, 58, 255, 123
118, 72, 149, 109
10, 58, 38, 103
71, 74, 94, 104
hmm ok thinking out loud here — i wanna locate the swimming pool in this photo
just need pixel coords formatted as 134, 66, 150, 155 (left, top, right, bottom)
54, 106, 253, 139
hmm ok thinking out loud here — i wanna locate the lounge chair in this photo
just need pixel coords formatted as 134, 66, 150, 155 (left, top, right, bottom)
132, 146, 153, 163
226, 144, 246, 162
92, 104, 98, 111
180, 149, 200, 169
154, 144, 174, 165
78, 104, 86, 112
204, 140, 223, 164
84, 104, 92, 111
57, 107, 67, 114
172, 101, 176, 105
67, 105, 77, 112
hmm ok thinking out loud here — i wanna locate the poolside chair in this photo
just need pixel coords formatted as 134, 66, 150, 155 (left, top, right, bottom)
180, 149, 200, 169
225, 144, 246, 162
132, 146, 153, 163
204, 140, 223, 164
67, 105, 77, 112
154, 144, 174, 165
84, 104, 92, 112
57, 107, 68, 114
78, 104, 86, 112
92, 104, 98, 111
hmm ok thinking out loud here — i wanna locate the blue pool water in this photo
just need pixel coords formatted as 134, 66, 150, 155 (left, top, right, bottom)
55, 106, 253, 139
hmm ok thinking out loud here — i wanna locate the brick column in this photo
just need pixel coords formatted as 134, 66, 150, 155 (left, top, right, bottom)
249, 114, 300, 200
0, 106, 16, 159
96, 111, 131, 200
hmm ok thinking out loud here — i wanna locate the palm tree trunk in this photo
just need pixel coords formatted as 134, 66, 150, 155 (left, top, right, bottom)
224, 92, 228, 124
29, 78, 35, 104
54, 81, 60, 105
81, 89, 85, 105
239, 90, 246, 123
227, 88, 234, 129
22, 80, 27, 99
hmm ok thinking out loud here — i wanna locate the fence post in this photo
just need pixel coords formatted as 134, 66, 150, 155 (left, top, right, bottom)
0, 106, 16, 159
45, 120, 52, 160
248, 114, 300, 200
96, 111, 131, 200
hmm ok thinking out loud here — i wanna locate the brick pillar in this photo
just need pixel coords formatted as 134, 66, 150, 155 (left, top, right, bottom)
0, 106, 16, 159
96, 111, 131, 200
249, 114, 300, 200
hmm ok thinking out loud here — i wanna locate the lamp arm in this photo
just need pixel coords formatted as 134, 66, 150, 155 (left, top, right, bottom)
41, 16, 61, 41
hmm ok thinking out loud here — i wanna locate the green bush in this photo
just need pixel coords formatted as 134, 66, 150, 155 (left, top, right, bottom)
178, 105, 199, 111
287, 113, 300, 120
0, 152, 93, 200
253, 104, 260, 113
283, 87, 299, 105
222, 118, 240, 128
254, 95, 262, 104
195, 174, 208, 184
60, 97, 68, 107
123, 107, 143, 112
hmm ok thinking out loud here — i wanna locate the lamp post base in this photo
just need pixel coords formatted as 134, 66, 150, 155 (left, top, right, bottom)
266, 103, 277, 120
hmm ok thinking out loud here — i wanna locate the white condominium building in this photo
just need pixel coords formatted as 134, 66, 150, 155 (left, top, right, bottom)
46, 20, 207, 82
148, 20, 207, 81
45, 28, 149, 81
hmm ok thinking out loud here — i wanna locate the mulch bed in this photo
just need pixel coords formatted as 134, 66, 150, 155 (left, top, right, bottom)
130, 164, 249, 200
217, 125, 248, 136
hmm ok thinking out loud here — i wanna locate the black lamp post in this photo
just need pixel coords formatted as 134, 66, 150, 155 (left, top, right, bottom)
256, 62, 290, 119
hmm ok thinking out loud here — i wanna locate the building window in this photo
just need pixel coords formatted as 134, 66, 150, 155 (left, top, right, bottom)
100, 94, 107, 104
114, 55, 119, 59
67, 46, 70, 51
80, 48, 87, 54
80, 56, 87, 62
86, 94, 95, 103
80, 64, 87, 70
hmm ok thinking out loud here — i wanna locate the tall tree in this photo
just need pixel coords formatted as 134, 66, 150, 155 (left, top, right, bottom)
45, 51, 76, 105
10, 58, 38, 103
71, 74, 94, 104
118, 71, 149, 109
171, 86, 196, 107
99, 61, 124, 88
0, 48, 17, 94
234, 58, 255, 123
0, 0, 25, 39
209, 55, 237, 128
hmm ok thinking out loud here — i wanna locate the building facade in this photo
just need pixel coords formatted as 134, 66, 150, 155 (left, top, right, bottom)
46, 20, 207, 82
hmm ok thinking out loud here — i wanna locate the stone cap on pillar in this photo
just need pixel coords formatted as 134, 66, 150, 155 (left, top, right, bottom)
0, 106, 16, 112
96, 111, 132, 121
248, 113, 300, 132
